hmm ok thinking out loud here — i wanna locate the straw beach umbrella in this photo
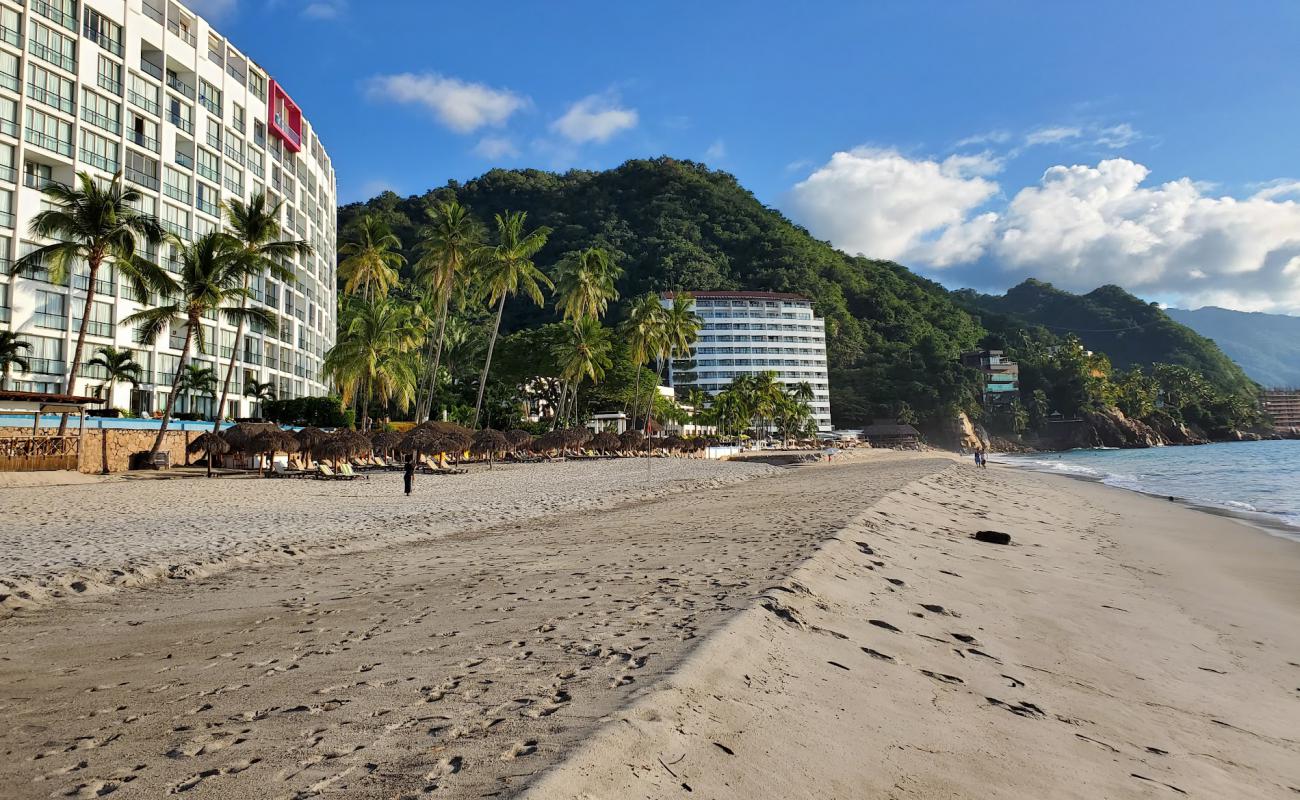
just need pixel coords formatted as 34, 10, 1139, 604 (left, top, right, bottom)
370, 429, 404, 459
252, 429, 299, 475
505, 429, 533, 451
562, 428, 592, 453
619, 430, 644, 452
294, 426, 329, 468
472, 428, 510, 468
590, 430, 620, 454
187, 431, 231, 477
532, 429, 566, 455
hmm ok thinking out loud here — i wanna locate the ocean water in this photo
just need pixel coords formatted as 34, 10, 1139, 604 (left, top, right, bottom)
995, 440, 1300, 542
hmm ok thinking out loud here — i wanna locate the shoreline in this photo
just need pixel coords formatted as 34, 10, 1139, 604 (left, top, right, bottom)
524, 456, 1300, 799
990, 441, 1300, 544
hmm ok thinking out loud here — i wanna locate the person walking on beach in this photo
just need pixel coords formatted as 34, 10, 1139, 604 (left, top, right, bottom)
974, 448, 983, 468
403, 455, 415, 496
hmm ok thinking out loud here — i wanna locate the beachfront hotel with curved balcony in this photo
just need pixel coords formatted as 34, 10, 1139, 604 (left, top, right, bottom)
662, 291, 832, 432
0, 0, 336, 417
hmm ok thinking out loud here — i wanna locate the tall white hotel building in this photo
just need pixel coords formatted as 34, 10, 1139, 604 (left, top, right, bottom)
0, 0, 336, 417
662, 291, 832, 432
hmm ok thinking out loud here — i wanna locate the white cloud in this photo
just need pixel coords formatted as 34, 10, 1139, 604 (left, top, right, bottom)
956, 130, 1012, 147
185, 0, 238, 19
366, 73, 527, 134
1025, 126, 1082, 146
302, 0, 345, 19
785, 147, 1000, 265
1094, 123, 1141, 148
788, 148, 1300, 312
704, 139, 727, 161
473, 136, 519, 160
552, 94, 638, 144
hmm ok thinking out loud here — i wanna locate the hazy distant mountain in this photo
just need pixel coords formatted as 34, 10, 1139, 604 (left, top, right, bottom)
1166, 306, 1300, 388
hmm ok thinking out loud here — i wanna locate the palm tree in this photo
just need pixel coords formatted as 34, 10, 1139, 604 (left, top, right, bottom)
470, 211, 552, 429
552, 247, 621, 427
324, 298, 420, 430
212, 193, 311, 431
87, 345, 143, 407
413, 199, 482, 422
338, 215, 404, 302
620, 293, 667, 431
0, 331, 32, 390
175, 363, 217, 417
684, 386, 709, 427
551, 318, 613, 427
244, 379, 276, 418
12, 172, 172, 432
126, 233, 270, 460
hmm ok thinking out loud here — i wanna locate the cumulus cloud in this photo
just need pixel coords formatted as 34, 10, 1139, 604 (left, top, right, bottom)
785, 147, 1000, 265
552, 94, 638, 144
473, 136, 519, 159
788, 148, 1300, 312
366, 73, 527, 134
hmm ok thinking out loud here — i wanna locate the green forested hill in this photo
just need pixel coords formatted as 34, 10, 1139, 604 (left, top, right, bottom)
338, 157, 984, 425
954, 280, 1257, 397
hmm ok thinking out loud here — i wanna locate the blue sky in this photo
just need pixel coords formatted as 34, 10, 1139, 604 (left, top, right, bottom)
196, 0, 1300, 312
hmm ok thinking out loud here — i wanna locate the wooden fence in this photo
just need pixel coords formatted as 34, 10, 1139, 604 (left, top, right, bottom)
0, 436, 81, 472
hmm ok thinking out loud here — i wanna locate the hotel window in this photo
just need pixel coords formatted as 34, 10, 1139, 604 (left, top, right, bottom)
0, 143, 13, 184
0, 187, 12, 226
247, 147, 264, 179
96, 53, 122, 96
127, 72, 158, 116
80, 129, 119, 173
166, 96, 193, 134
161, 203, 189, 238
35, 289, 66, 329
27, 63, 74, 113
198, 78, 220, 115
33, 0, 75, 30
196, 147, 219, 183
127, 111, 159, 152
81, 87, 120, 134
0, 94, 16, 137
73, 299, 114, 338
224, 164, 243, 197
249, 70, 266, 101
24, 335, 65, 375
231, 102, 244, 133
28, 20, 75, 72
206, 33, 222, 66
0, 48, 19, 92
0, 282, 9, 323
82, 8, 123, 57
193, 213, 214, 237
163, 166, 191, 203
24, 106, 73, 156
195, 181, 218, 217
205, 117, 221, 149
0, 6, 20, 49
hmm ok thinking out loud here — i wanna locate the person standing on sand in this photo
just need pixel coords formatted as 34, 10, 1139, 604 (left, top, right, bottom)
974, 448, 983, 468
403, 455, 415, 496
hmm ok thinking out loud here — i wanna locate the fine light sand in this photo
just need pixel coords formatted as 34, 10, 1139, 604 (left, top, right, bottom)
526, 463, 1300, 799
0, 458, 780, 616
2, 453, 1297, 799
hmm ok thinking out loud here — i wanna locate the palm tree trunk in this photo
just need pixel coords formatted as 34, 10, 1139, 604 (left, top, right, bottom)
471, 294, 506, 430
627, 366, 643, 432
419, 298, 450, 422
359, 375, 370, 432
214, 276, 250, 434
148, 320, 194, 459
552, 381, 569, 431
60, 256, 101, 436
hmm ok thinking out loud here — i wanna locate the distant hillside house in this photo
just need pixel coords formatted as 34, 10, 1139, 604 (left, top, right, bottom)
961, 349, 1021, 407
1261, 389, 1300, 430
662, 291, 832, 432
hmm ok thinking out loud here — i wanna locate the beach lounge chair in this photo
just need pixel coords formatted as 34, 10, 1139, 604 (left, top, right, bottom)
339, 463, 369, 481
271, 462, 310, 479
315, 463, 354, 481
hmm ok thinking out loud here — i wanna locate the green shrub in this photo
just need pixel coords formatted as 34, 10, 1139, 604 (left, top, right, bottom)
262, 395, 351, 428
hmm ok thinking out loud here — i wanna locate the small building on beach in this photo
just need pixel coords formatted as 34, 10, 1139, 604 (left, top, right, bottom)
0, 390, 100, 471
862, 421, 922, 450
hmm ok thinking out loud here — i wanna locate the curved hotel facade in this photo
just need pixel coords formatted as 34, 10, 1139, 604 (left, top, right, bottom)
0, 0, 336, 417
662, 291, 832, 432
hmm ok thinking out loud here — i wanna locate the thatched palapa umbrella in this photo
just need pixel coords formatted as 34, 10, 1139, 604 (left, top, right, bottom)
619, 430, 645, 452
370, 429, 404, 458
252, 428, 299, 475
315, 430, 369, 467
562, 428, 592, 454
590, 431, 621, 454
294, 426, 329, 468
532, 430, 566, 455
505, 429, 533, 451
187, 431, 231, 477
472, 428, 510, 469
223, 422, 276, 455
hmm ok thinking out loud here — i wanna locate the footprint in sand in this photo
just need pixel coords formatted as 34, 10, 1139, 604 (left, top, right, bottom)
501, 740, 538, 761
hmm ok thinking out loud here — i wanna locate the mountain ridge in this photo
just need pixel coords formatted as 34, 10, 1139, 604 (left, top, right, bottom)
1166, 306, 1300, 388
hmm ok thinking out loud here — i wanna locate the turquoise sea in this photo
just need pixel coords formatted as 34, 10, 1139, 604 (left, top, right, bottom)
995, 440, 1300, 543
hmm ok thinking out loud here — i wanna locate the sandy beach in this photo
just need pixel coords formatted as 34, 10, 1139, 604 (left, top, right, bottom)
1, 453, 1297, 798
